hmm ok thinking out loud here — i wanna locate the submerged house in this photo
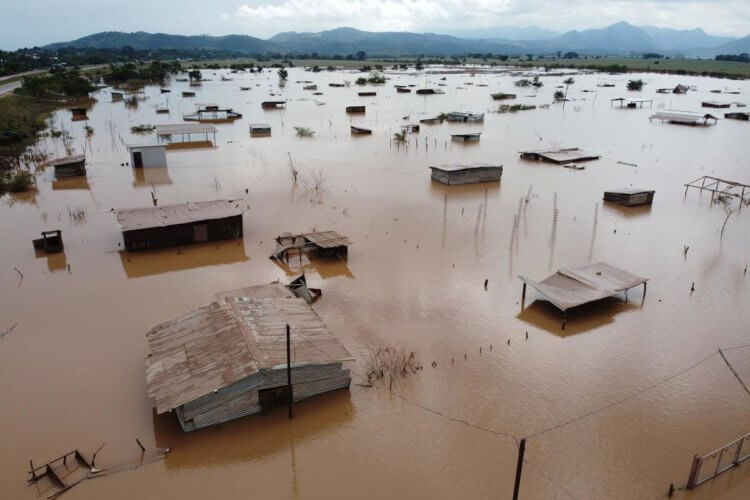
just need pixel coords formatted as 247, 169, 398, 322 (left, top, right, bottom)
128, 144, 167, 168
47, 154, 86, 177
603, 188, 655, 206
183, 104, 242, 123
346, 105, 366, 113
272, 231, 351, 263
155, 123, 217, 147
725, 112, 749, 121
145, 283, 352, 431
416, 88, 444, 95
701, 101, 731, 109
451, 133, 481, 142
262, 101, 286, 109
430, 164, 502, 185
446, 111, 484, 122
519, 262, 648, 328
649, 112, 718, 126
350, 125, 372, 135
115, 199, 244, 251
250, 123, 272, 136
69, 107, 88, 121
519, 147, 601, 164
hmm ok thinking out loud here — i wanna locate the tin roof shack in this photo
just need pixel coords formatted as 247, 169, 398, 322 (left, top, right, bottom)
346, 105, 366, 113
250, 123, 272, 137
610, 98, 653, 108
69, 107, 88, 121
451, 133, 481, 142
47, 154, 86, 177
115, 200, 244, 251
519, 262, 648, 328
350, 125, 372, 135
357, 91, 376, 97
416, 88, 444, 95
272, 231, 351, 264
649, 112, 718, 126
155, 123, 217, 148
145, 283, 352, 431
262, 101, 286, 109
128, 144, 166, 168
32, 230, 63, 254
725, 112, 749, 121
430, 164, 502, 185
446, 112, 484, 122
183, 105, 242, 123
519, 147, 601, 164
702, 101, 731, 109
603, 188, 655, 206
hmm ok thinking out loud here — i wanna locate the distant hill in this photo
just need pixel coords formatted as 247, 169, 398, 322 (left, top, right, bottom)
44, 24, 746, 58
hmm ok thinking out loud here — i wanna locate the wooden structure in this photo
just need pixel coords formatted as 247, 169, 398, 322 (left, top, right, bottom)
492, 92, 516, 100
397, 87, 411, 93
684, 176, 750, 204
650, 111, 718, 126
346, 105, 366, 113
48, 154, 86, 177
519, 262, 648, 328
128, 144, 167, 168
603, 188, 654, 206
329, 83, 345, 88
702, 101, 731, 108
32, 230, 63, 254
262, 100, 286, 109
115, 200, 244, 251
183, 104, 242, 123
155, 123, 217, 146
272, 231, 351, 264
401, 124, 420, 133
416, 88, 444, 95
358, 91, 376, 97
285, 274, 321, 304
446, 112, 484, 122
686, 431, 750, 490
181, 91, 196, 97
350, 125, 372, 135
725, 112, 749, 121
451, 133, 481, 142
144, 283, 352, 431
250, 123, 271, 136
28, 449, 92, 499
611, 98, 653, 108
69, 107, 88, 121
519, 147, 600, 164
419, 117, 442, 125
430, 164, 502, 185
303, 84, 317, 90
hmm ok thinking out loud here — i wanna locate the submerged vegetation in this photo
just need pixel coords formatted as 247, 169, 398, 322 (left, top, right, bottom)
627, 79, 645, 91
294, 127, 315, 137
131, 124, 155, 133
105, 61, 181, 85
497, 104, 537, 113
0, 169, 34, 193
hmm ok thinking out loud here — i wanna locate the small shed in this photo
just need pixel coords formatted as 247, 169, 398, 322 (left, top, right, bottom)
451, 133, 481, 142
182, 91, 196, 97
128, 144, 167, 168
111, 92, 123, 102
430, 164, 502, 185
725, 112, 749, 121
272, 231, 351, 263
144, 283, 352, 431
115, 199, 244, 251
250, 123, 272, 136
346, 105, 366, 113
358, 91, 376, 97
416, 88, 444, 95
155, 123, 217, 147
702, 101, 731, 108
262, 101, 286, 109
47, 154, 86, 177
519, 148, 600, 164
649, 112, 718, 126
32, 230, 64, 254
350, 126, 372, 135
69, 108, 88, 121
603, 188, 655, 206
519, 262, 648, 328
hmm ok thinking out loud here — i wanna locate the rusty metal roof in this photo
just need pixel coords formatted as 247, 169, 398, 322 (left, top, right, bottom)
155, 123, 218, 136
115, 200, 244, 232
303, 231, 352, 248
145, 283, 353, 413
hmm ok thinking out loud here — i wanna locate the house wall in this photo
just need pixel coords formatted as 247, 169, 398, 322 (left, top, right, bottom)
123, 215, 242, 251
130, 147, 167, 168
175, 363, 350, 432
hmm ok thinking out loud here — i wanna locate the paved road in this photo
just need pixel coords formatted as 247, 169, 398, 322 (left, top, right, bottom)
0, 65, 109, 96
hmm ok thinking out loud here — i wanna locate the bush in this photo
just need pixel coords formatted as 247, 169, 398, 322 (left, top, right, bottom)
627, 79, 644, 91
294, 127, 315, 137
355, 77, 367, 85
554, 90, 565, 100
1, 170, 34, 192
277, 68, 288, 80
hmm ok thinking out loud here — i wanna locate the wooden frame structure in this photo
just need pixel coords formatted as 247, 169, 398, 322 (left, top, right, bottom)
686, 432, 750, 490
28, 449, 91, 499
272, 231, 351, 264
684, 175, 750, 207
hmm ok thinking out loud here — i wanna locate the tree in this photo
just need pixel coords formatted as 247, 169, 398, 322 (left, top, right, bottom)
356, 51, 366, 60
627, 79, 644, 91
564, 51, 578, 59
188, 69, 201, 81
277, 68, 288, 80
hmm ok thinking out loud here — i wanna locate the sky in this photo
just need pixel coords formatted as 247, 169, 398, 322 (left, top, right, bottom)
2, 0, 749, 50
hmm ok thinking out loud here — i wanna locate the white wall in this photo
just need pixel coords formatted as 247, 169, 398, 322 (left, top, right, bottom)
130, 147, 167, 168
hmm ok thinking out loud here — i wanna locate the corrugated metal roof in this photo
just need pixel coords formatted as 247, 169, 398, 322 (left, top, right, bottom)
144, 283, 353, 413
303, 231, 352, 248
650, 112, 717, 124
155, 123, 218, 136
430, 163, 501, 172
47, 154, 85, 167
115, 200, 244, 232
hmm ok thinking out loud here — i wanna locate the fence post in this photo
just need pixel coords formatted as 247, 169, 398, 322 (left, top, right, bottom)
733, 438, 743, 466
686, 455, 701, 489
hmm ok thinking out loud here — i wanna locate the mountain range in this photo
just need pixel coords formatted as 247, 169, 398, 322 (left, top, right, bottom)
46, 22, 750, 58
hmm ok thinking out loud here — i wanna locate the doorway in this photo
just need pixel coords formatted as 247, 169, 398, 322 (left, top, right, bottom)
133, 151, 143, 167
193, 223, 208, 242
258, 386, 292, 413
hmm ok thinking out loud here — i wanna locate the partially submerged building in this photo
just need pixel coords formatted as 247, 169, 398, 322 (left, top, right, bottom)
416, 88, 444, 95
451, 133, 481, 142
47, 154, 86, 177
446, 112, 484, 122
610, 98, 653, 109
250, 123, 272, 136
702, 101, 731, 109
272, 231, 351, 264
69, 107, 88, 121
603, 188, 655, 206
430, 164, 502, 185
262, 101, 286, 109
350, 126, 372, 135
183, 104, 242, 123
128, 144, 167, 168
346, 105, 366, 113
114, 199, 244, 251
519, 148, 600, 164
725, 112, 749, 121
32, 230, 64, 254
519, 262, 648, 328
649, 112, 718, 126
144, 283, 352, 431
155, 123, 217, 147
358, 91, 376, 97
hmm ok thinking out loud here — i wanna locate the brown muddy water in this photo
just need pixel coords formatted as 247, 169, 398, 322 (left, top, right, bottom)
1, 66, 750, 499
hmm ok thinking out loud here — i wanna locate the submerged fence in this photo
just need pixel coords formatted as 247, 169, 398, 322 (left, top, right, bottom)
686, 432, 750, 489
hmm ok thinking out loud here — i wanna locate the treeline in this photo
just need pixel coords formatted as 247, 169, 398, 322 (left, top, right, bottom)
715, 53, 749, 62
105, 60, 182, 84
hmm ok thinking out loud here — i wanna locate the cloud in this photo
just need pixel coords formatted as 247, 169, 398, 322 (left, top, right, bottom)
218, 13, 231, 20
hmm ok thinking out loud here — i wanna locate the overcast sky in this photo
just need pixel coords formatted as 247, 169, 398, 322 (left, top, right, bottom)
2, 0, 749, 50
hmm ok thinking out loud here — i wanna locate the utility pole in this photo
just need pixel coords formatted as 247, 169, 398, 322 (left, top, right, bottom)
512, 438, 526, 500
286, 323, 293, 419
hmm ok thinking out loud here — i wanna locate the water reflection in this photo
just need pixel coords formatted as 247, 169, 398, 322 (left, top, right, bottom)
119, 240, 248, 278
601, 200, 653, 218
131, 166, 172, 187
271, 255, 354, 280
52, 176, 90, 190
35, 248, 68, 272
517, 298, 641, 336
152, 389, 353, 470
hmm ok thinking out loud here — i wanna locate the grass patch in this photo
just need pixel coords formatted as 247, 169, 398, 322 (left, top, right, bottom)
295, 127, 315, 137
498, 104, 537, 113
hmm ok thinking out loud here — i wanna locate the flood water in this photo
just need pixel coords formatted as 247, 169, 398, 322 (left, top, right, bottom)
1, 66, 750, 499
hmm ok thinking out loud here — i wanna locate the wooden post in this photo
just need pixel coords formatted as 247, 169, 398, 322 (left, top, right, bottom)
286, 323, 293, 419
512, 438, 526, 500
29, 460, 36, 480
686, 454, 701, 489
733, 437, 743, 466
521, 282, 527, 309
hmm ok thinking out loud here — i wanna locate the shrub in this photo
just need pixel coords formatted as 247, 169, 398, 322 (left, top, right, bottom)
627, 79, 644, 91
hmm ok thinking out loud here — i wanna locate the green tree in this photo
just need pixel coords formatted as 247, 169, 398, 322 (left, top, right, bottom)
278, 68, 288, 80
